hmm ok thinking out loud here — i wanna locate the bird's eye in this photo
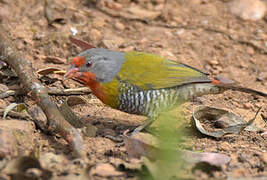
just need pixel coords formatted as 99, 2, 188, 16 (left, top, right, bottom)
86, 61, 92, 67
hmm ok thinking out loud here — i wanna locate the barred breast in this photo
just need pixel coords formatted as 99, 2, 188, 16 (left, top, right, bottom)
118, 83, 222, 116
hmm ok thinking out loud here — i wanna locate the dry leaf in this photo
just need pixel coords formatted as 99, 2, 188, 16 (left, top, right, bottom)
192, 106, 262, 138
69, 36, 95, 51
123, 131, 231, 166
43, 56, 65, 64
2, 156, 52, 180
36, 67, 65, 76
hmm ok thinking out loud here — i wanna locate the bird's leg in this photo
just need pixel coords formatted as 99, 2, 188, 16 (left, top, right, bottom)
132, 116, 157, 135
105, 135, 123, 142
105, 135, 125, 147
106, 116, 157, 147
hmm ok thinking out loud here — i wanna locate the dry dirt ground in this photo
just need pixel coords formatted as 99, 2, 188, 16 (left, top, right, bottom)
0, 0, 267, 179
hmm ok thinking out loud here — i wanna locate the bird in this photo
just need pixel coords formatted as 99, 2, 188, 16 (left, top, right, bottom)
65, 37, 267, 133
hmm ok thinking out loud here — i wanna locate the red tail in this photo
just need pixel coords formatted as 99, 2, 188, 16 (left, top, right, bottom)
211, 76, 235, 85
210, 77, 266, 97
211, 79, 223, 85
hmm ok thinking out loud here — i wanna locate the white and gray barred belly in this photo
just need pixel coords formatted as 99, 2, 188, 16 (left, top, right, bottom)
117, 83, 222, 116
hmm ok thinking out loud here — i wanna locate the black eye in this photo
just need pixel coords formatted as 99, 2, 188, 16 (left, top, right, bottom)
86, 61, 92, 67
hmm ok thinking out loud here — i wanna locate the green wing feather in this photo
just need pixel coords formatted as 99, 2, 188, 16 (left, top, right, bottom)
117, 51, 211, 90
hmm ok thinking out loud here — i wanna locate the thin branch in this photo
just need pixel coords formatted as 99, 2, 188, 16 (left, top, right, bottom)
0, 25, 84, 156
48, 87, 91, 95
0, 87, 91, 99
0, 109, 31, 120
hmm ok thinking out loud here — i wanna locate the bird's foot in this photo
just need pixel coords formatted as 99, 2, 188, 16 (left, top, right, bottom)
105, 135, 123, 142
130, 117, 156, 135
105, 135, 125, 147
130, 126, 156, 136
131, 126, 144, 135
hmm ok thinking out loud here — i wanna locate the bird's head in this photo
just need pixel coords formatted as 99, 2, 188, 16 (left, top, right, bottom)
64, 48, 125, 84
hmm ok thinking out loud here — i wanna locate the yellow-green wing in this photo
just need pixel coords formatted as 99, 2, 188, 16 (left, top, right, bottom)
117, 51, 211, 90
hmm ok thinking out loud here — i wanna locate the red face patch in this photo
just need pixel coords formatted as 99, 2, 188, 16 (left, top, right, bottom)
71, 56, 86, 67
77, 72, 107, 103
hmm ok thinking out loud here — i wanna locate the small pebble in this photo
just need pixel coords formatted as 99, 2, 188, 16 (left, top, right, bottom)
70, 27, 78, 36
240, 61, 248, 68
243, 103, 252, 109
215, 66, 223, 73
210, 60, 219, 65
204, 64, 212, 71
0, 99, 7, 109
16, 40, 25, 50
247, 47, 255, 55
256, 72, 266, 82
92, 18, 106, 28
90, 29, 102, 41
106, 1, 123, 9
114, 22, 125, 31
175, 29, 185, 36
229, 0, 266, 21
260, 153, 267, 164
26, 168, 42, 178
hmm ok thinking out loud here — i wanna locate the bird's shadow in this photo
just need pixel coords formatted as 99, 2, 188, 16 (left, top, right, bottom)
82, 115, 140, 137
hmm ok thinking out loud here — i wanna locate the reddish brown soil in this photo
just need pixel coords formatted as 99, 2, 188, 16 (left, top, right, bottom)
0, 0, 266, 179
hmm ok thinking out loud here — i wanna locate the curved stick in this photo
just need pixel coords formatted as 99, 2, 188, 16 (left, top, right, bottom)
0, 26, 84, 156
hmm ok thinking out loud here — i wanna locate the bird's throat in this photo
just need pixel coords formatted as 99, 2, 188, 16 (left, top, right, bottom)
79, 72, 107, 103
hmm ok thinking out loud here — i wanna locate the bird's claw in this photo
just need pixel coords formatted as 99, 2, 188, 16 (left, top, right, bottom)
105, 135, 125, 147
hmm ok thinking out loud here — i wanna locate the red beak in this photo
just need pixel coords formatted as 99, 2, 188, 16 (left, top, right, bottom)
64, 66, 81, 79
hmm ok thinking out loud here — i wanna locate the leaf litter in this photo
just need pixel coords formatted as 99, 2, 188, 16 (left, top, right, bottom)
124, 131, 231, 166
192, 105, 263, 138
0, 0, 266, 179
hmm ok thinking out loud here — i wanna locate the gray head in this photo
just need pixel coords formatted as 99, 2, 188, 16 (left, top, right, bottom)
68, 48, 125, 82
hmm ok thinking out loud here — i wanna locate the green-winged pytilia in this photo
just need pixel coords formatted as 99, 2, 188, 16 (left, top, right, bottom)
65, 37, 266, 133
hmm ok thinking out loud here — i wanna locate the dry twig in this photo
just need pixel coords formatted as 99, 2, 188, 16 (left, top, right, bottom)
48, 87, 91, 95
0, 87, 91, 98
0, 109, 31, 120
0, 25, 84, 156
0, 90, 19, 98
